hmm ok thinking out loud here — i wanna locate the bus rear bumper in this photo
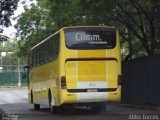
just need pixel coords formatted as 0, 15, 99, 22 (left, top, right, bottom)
60, 86, 121, 105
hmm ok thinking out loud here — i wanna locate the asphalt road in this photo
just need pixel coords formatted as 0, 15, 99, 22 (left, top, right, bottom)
0, 88, 160, 120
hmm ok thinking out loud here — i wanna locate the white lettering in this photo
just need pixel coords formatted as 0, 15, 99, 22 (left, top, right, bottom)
128, 114, 159, 120
75, 32, 101, 41
75, 33, 81, 41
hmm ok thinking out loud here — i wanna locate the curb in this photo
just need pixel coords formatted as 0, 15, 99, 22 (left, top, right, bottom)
0, 86, 27, 89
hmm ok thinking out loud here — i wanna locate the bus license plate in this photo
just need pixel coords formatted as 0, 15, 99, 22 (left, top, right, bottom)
87, 89, 98, 92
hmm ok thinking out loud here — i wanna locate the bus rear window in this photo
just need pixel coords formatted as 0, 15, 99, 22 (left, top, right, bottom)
64, 27, 116, 49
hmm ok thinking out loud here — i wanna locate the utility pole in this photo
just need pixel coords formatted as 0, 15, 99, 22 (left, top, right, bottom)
18, 58, 21, 87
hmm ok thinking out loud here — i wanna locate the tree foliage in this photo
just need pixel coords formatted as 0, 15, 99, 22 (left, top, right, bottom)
1, 41, 18, 52
15, 3, 56, 57
0, 0, 19, 42
115, 0, 160, 59
15, 0, 160, 60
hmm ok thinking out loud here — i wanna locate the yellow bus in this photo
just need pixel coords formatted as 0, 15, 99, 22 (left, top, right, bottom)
27, 26, 121, 112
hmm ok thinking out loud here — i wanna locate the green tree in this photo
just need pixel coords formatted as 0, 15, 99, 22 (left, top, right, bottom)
39, 0, 86, 27
73, 0, 160, 58
15, 0, 160, 60
0, 0, 19, 42
15, 4, 55, 57
115, 0, 160, 59
0, 44, 3, 52
2, 41, 18, 52
0, 41, 26, 65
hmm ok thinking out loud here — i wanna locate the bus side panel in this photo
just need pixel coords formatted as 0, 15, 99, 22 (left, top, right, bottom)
29, 59, 60, 105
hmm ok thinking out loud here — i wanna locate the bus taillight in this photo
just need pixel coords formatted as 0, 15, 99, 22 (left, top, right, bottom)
118, 75, 121, 85
61, 76, 66, 89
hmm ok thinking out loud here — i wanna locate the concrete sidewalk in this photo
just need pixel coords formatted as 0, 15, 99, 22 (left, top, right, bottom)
0, 88, 27, 105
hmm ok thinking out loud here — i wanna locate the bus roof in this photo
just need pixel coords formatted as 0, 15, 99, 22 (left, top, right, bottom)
62, 25, 115, 30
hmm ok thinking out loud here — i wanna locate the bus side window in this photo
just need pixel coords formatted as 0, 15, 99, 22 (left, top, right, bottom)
37, 47, 39, 65
44, 42, 47, 63
31, 52, 34, 67
51, 38, 55, 60
46, 40, 50, 62
33, 51, 35, 67
54, 34, 59, 59
35, 49, 37, 66
49, 39, 52, 61
37, 47, 40, 66
43, 42, 46, 63
35, 48, 37, 65
39, 45, 42, 64
42, 45, 44, 63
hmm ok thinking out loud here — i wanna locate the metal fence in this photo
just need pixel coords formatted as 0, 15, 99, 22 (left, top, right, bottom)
0, 65, 27, 86
0, 65, 24, 72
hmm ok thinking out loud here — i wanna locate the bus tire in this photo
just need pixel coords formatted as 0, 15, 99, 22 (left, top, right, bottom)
31, 91, 33, 104
48, 89, 52, 106
48, 89, 58, 113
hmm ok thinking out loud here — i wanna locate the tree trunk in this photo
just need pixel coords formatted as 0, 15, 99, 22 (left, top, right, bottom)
125, 29, 133, 60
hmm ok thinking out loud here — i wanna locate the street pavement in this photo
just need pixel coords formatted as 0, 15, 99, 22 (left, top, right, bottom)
0, 88, 160, 120
0, 87, 27, 104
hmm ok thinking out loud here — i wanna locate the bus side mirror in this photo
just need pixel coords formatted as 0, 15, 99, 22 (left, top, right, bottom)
24, 65, 30, 71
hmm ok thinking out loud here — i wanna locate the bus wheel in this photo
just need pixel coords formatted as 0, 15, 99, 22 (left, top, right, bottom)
48, 90, 58, 113
31, 91, 33, 104
34, 104, 40, 110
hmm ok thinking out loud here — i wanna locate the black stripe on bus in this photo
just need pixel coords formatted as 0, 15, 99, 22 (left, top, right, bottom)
67, 88, 117, 93
65, 58, 117, 62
